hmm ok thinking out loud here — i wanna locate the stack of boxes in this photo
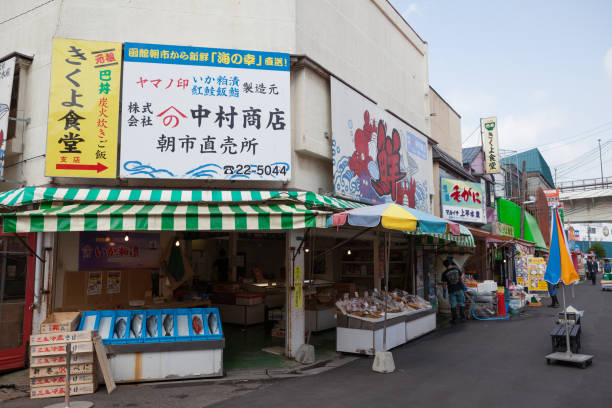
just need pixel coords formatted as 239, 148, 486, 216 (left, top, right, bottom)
28, 313, 98, 399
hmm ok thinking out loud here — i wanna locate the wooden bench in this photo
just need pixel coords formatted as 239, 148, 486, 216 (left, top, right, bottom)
550, 324, 581, 353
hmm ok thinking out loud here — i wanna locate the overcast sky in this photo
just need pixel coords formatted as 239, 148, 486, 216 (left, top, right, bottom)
390, 0, 612, 183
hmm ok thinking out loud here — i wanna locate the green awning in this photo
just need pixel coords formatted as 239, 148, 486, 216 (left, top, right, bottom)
496, 198, 547, 250
408, 225, 475, 250
0, 187, 365, 210
2, 202, 329, 233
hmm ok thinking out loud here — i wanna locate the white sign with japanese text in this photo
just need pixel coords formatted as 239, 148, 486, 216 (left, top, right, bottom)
0, 57, 16, 177
120, 43, 291, 180
480, 117, 500, 174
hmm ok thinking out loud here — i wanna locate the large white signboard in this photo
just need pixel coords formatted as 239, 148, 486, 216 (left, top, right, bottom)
0, 57, 16, 177
120, 43, 290, 180
331, 77, 432, 212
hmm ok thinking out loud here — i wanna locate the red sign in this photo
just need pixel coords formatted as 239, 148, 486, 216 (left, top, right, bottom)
543, 189, 559, 207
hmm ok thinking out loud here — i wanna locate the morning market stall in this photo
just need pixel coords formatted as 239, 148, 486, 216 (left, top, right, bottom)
327, 203, 472, 366
0, 187, 362, 381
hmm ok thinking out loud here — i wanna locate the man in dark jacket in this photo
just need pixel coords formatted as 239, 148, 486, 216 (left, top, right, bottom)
442, 256, 465, 324
586, 256, 598, 285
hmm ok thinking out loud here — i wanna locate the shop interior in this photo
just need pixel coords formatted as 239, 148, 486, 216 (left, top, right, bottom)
52, 228, 428, 369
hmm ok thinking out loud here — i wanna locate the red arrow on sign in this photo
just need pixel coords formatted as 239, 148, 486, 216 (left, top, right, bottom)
55, 162, 108, 173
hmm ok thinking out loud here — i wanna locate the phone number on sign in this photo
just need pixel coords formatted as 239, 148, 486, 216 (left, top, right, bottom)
223, 163, 289, 178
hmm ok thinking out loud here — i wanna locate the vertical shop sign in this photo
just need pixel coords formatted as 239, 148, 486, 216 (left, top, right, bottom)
45, 38, 122, 178
480, 117, 500, 174
440, 178, 486, 223
293, 266, 303, 309
331, 77, 432, 211
0, 57, 15, 177
543, 189, 560, 207
119, 42, 291, 180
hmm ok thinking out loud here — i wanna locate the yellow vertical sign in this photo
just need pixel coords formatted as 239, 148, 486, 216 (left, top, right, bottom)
293, 266, 303, 309
45, 38, 121, 178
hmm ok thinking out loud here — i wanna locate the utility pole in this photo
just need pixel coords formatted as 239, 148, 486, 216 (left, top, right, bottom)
519, 160, 527, 240
554, 168, 557, 186
598, 139, 604, 186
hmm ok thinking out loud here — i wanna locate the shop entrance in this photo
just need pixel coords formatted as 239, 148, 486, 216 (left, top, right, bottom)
0, 234, 35, 371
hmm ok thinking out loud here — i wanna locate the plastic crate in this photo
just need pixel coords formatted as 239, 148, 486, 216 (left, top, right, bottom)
78, 311, 98, 332
202, 308, 223, 340
143, 310, 162, 343
126, 311, 145, 343
159, 309, 177, 342
189, 308, 206, 340
174, 308, 191, 342
108, 311, 130, 345
97, 311, 115, 342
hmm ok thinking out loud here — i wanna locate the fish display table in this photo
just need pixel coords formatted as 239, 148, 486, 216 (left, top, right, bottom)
336, 308, 435, 355
78, 308, 224, 382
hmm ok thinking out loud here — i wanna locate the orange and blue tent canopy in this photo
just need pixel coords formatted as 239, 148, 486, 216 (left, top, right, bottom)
545, 207, 579, 285
327, 202, 462, 235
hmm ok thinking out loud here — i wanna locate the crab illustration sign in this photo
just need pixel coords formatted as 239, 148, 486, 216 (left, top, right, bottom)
330, 77, 432, 211
119, 42, 291, 180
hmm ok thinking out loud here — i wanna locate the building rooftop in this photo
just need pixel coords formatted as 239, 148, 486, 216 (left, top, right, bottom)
433, 145, 475, 181
462, 146, 482, 166
501, 148, 555, 188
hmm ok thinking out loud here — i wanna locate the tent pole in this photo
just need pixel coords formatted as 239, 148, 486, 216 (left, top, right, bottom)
383, 232, 390, 351
562, 284, 571, 354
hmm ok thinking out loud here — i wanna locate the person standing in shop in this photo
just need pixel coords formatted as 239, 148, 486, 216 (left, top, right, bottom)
586, 256, 598, 285
441, 256, 465, 324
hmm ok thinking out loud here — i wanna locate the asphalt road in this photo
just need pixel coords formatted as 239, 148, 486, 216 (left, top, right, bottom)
213, 281, 610, 408
7, 281, 609, 408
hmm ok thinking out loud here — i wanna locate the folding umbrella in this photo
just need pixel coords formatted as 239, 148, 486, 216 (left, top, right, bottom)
328, 202, 462, 372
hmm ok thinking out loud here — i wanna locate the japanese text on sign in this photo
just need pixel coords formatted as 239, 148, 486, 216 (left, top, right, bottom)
120, 43, 291, 180
45, 38, 121, 178
480, 117, 500, 174
440, 178, 486, 224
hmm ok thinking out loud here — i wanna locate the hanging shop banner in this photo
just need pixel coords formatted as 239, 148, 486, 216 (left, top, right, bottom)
45, 38, 122, 178
492, 221, 514, 237
440, 177, 486, 223
78, 232, 160, 270
331, 77, 432, 211
0, 57, 16, 177
543, 189, 560, 207
119, 42, 290, 180
480, 117, 500, 174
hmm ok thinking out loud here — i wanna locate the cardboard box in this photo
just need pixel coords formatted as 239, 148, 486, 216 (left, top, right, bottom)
31, 374, 96, 388
31, 330, 96, 345
30, 363, 94, 378
30, 341, 93, 357
30, 382, 97, 399
30, 353, 94, 368
40, 312, 81, 334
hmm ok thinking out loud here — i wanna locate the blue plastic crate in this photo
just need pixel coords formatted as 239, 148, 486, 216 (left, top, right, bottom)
126, 311, 145, 343
143, 309, 162, 343
202, 308, 223, 340
189, 308, 206, 341
174, 308, 192, 342
97, 311, 116, 342
108, 311, 131, 345
78, 311, 99, 332
159, 309, 177, 342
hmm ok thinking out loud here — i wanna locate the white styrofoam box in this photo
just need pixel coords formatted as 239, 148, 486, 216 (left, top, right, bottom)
336, 321, 406, 355
405, 313, 436, 342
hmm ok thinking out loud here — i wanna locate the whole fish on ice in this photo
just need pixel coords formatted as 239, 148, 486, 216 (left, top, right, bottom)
146, 315, 158, 337
114, 317, 127, 339
163, 314, 173, 336
130, 314, 143, 338
207, 312, 219, 335
192, 315, 203, 335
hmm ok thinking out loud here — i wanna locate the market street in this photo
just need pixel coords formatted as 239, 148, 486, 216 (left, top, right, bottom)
4, 281, 609, 408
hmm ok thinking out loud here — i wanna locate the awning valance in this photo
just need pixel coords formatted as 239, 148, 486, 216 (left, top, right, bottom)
0, 187, 365, 211
3, 202, 329, 233
408, 225, 475, 250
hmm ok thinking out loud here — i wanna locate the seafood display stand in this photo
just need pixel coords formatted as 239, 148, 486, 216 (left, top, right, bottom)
78, 308, 224, 382
336, 308, 435, 355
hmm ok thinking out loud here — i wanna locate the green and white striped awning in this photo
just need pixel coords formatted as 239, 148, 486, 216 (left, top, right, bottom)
407, 224, 475, 250
0, 187, 365, 210
3, 202, 329, 233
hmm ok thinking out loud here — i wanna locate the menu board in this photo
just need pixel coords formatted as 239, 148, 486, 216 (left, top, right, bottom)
527, 257, 548, 292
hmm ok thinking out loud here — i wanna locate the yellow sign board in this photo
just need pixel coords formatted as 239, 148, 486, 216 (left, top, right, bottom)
45, 38, 121, 178
293, 266, 303, 309
527, 257, 548, 292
